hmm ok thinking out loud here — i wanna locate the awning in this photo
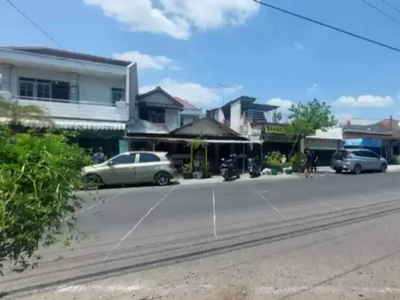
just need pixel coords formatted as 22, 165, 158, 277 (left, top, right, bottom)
0, 117, 126, 131
124, 136, 263, 144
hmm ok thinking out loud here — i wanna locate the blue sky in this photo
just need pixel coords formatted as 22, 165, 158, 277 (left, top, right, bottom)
1, 0, 400, 123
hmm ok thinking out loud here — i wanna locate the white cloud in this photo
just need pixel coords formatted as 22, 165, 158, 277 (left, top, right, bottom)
294, 41, 304, 50
140, 78, 242, 107
267, 98, 294, 109
83, 0, 259, 39
334, 95, 394, 107
112, 51, 177, 70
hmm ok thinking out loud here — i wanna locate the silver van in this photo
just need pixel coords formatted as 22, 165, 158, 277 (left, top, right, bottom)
331, 149, 387, 174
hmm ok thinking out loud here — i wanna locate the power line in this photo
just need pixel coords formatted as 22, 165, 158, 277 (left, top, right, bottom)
361, 0, 400, 25
254, 0, 400, 54
5, 0, 124, 91
380, 0, 400, 16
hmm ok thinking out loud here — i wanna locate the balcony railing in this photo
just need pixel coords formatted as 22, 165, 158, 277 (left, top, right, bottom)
242, 109, 289, 124
8, 97, 129, 122
14, 96, 117, 107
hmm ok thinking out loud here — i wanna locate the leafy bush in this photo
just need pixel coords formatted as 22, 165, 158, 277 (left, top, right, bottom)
183, 163, 192, 173
289, 152, 306, 172
265, 151, 283, 169
0, 128, 91, 272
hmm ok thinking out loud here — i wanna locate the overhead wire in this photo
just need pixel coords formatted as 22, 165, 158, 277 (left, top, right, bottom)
361, 0, 400, 25
253, 0, 400, 54
379, 0, 400, 16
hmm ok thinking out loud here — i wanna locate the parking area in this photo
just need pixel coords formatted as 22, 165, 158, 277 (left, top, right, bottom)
3, 171, 400, 299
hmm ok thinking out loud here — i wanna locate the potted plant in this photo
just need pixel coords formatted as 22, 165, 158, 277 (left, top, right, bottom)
182, 163, 192, 179
289, 152, 306, 173
284, 162, 293, 174
266, 151, 283, 175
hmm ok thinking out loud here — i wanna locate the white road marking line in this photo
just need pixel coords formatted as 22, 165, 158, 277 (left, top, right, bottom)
212, 186, 218, 239
113, 186, 176, 251
56, 284, 400, 295
64, 189, 129, 221
255, 190, 287, 219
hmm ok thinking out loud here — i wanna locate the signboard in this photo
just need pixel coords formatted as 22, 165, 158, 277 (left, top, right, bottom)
264, 125, 285, 134
119, 140, 129, 154
344, 138, 382, 148
263, 135, 295, 143
305, 138, 338, 150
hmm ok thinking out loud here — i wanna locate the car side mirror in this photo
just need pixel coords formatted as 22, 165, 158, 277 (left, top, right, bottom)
107, 160, 114, 166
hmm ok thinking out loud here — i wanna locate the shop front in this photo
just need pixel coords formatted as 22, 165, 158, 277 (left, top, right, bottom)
259, 124, 296, 156
304, 138, 340, 166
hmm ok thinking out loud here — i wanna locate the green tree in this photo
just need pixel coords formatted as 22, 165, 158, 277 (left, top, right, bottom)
0, 128, 91, 273
284, 99, 337, 157
0, 100, 54, 133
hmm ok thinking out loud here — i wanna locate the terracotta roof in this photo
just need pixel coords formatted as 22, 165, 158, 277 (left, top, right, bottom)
174, 97, 198, 109
1, 46, 131, 67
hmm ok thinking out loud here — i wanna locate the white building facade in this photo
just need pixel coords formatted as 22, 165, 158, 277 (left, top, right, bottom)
0, 46, 139, 157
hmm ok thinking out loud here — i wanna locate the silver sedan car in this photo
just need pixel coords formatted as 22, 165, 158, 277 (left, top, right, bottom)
331, 149, 387, 174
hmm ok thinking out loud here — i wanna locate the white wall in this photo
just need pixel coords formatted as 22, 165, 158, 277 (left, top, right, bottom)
165, 108, 180, 130
8, 66, 125, 105
181, 115, 195, 126
230, 100, 242, 133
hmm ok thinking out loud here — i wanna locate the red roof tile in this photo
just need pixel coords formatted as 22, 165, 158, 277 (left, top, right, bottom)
174, 97, 198, 109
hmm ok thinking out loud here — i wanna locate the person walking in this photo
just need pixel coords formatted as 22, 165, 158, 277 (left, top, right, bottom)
304, 148, 313, 178
312, 151, 318, 173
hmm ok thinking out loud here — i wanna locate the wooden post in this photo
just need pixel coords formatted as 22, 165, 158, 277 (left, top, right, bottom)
205, 145, 208, 173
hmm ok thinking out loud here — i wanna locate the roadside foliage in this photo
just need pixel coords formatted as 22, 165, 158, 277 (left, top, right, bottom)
0, 128, 91, 273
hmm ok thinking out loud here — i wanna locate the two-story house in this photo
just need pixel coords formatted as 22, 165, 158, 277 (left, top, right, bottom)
0, 46, 138, 157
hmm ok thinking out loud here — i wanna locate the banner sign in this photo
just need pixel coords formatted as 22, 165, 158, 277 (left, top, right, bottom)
344, 138, 382, 147
305, 138, 338, 150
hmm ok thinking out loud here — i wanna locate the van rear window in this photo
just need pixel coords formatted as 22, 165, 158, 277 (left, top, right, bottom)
333, 150, 349, 159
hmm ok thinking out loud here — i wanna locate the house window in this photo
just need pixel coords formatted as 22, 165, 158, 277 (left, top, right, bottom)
139, 107, 165, 124
52, 81, 70, 100
19, 78, 34, 99
112, 88, 124, 103
37, 80, 51, 99
18, 78, 70, 101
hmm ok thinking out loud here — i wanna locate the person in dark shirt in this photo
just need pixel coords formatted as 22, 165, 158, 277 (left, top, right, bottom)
92, 147, 105, 164
312, 151, 318, 173
304, 148, 313, 178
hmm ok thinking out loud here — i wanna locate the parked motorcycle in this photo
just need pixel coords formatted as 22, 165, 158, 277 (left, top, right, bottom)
220, 154, 240, 181
248, 156, 261, 178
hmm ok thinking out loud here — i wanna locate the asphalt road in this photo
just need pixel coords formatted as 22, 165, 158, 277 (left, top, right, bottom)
2, 172, 400, 299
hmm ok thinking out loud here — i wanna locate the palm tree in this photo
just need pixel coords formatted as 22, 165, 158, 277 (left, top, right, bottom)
0, 100, 54, 133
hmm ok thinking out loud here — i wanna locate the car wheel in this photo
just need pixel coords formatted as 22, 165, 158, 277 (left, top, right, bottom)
353, 164, 362, 175
155, 172, 171, 186
83, 174, 103, 189
335, 168, 342, 174
380, 163, 387, 173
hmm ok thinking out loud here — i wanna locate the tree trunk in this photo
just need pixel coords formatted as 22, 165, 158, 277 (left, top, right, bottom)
288, 137, 300, 158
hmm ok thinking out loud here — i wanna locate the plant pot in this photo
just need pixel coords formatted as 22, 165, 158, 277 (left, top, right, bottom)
183, 172, 192, 179
270, 168, 278, 176
193, 172, 203, 179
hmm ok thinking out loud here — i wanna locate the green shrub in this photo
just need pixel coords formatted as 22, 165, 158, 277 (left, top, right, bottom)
289, 152, 306, 172
0, 128, 91, 272
265, 151, 283, 170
